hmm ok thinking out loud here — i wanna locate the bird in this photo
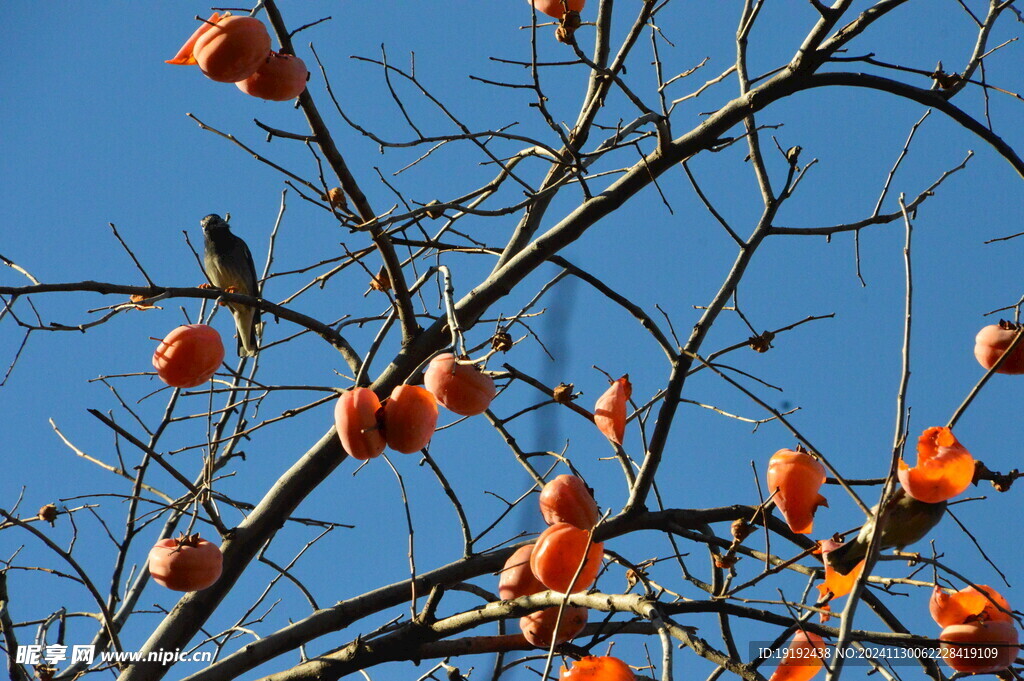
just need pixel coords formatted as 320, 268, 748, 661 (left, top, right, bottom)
201, 214, 261, 357
826, 488, 947, 575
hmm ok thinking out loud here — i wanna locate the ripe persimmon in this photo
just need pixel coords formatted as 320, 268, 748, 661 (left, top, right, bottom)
940, 620, 1019, 674
561, 656, 635, 681
898, 427, 974, 503
167, 14, 271, 83
974, 321, 1024, 374
594, 375, 630, 445
498, 545, 545, 601
530, 0, 586, 20
520, 605, 587, 647
539, 474, 599, 530
237, 52, 308, 101
382, 385, 438, 454
334, 388, 386, 461
423, 353, 496, 416
166, 12, 222, 65
930, 584, 1012, 628
530, 522, 603, 593
148, 534, 223, 592
152, 324, 225, 388
767, 449, 828, 534
768, 631, 827, 681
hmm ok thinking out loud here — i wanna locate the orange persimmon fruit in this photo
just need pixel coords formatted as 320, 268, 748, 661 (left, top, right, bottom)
194, 16, 271, 82
897, 427, 974, 503
530, 522, 603, 593
152, 324, 225, 388
594, 375, 631, 445
767, 449, 828, 534
930, 584, 1012, 628
974, 321, 1024, 374
167, 14, 271, 83
940, 620, 1019, 674
498, 544, 588, 646
768, 631, 827, 681
148, 534, 223, 592
539, 474, 599, 530
560, 655, 635, 681
498, 544, 545, 601
166, 12, 222, 65
561, 655, 630, 679
520, 605, 587, 647
529, 0, 586, 20
334, 388, 386, 461
382, 385, 438, 454
237, 52, 309, 100
423, 353, 496, 416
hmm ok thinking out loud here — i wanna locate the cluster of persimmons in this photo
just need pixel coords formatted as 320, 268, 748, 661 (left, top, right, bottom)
158, 0, 599, 101
499, 474, 602, 647
147, 321, 636, 665
762, 322, 1024, 678
166, 12, 308, 101
145, 2, 1023, 657
768, 581, 1018, 679
147, 320, 1022, 674
498, 473, 635, 676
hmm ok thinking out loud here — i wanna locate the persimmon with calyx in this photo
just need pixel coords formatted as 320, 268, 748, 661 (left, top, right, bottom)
148, 534, 223, 592
152, 324, 225, 388
530, 522, 603, 593
767, 448, 828, 534
974, 321, 1024, 374
520, 605, 588, 648
930, 584, 1012, 628
382, 385, 438, 454
334, 388, 385, 460
423, 353, 496, 416
940, 620, 1019, 674
561, 655, 635, 681
898, 427, 974, 503
530, 0, 585, 20
594, 375, 631, 445
237, 52, 308, 100
768, 631, 827, 681
167, 13, 271, 83
539, 474, 599, 530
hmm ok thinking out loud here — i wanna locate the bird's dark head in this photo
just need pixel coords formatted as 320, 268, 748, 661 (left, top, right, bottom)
201, 214, 230, 235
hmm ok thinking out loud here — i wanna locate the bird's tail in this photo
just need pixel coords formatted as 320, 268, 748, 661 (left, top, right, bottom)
233, 305, 260, 357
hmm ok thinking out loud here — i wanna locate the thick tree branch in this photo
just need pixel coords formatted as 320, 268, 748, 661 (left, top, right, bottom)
0, 281, 361, 372
801, 72, 1024, 179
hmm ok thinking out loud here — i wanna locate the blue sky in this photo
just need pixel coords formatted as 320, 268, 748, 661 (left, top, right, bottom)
2, 2, 1023, 679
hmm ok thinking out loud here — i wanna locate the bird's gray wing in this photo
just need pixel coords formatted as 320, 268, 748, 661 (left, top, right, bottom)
236, 236, 260, 298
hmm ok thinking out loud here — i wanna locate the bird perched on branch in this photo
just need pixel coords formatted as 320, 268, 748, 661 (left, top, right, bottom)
201, 214, 261, 357
826, 488, 946, 575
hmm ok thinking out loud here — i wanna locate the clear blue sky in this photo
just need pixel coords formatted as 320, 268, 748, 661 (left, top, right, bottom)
1, 2, 1022, 679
